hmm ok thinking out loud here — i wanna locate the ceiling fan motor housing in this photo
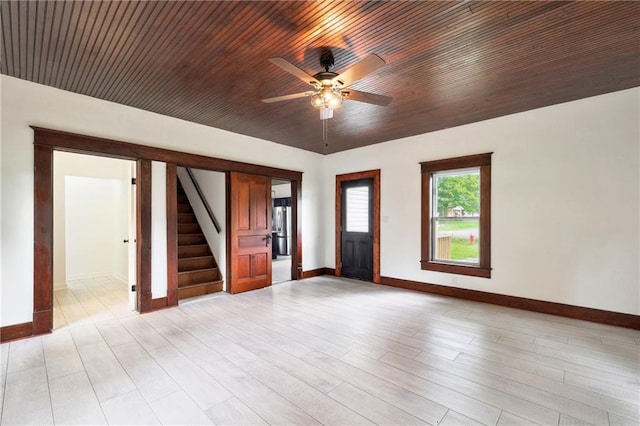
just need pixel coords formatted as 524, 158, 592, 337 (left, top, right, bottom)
320, 49, 335, 71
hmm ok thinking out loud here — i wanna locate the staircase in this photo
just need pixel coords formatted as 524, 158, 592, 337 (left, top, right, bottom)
177, 181, 223, 299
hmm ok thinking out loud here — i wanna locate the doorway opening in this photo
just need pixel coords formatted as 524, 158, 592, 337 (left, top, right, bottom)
174, 167, 225, 300
335, 170, 381, 283
272, 178, 293, 284
52, 152, 137, 330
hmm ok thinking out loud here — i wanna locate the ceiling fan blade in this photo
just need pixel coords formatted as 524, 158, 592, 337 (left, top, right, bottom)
269, 57, 319, 86
333, 53, 386, 87
341, 89, 392, 106
261, 91, 315, 103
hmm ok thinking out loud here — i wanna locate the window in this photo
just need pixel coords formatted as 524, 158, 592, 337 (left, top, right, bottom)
421, 153, 492, 278
345, 186, 370, 232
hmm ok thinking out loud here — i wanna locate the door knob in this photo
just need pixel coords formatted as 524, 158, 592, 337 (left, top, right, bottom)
264, 234, 272, 246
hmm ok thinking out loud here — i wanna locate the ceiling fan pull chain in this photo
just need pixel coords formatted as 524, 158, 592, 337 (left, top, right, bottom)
323, 119, 328, 147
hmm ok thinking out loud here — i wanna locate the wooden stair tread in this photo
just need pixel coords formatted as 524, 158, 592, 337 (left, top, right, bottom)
178, 280, 223, 289
178, 244, 210, 258
178, 280, 223, 299
179, 255, 214, 261
178, 267, 218, 275
178, 268, 220, 286
178, 234, 207, 245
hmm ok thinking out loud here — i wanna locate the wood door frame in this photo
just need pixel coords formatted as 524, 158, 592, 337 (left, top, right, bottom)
335, 169, 380, 283
31, 127, 303, 339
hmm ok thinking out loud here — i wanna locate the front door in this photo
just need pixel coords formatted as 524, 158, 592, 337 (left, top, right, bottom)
229, 172, 272, 293
340, 178, 374, 281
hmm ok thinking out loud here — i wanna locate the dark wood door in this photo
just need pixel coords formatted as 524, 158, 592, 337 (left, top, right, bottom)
341, 178, 374, 281
229, 172, 272, 294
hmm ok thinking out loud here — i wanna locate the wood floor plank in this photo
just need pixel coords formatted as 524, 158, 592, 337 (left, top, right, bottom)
6, 336, 44, 374
95, 319, 136, 348
535, 335, 640, 363
563, 371, 640, 406
76, 340, 136, 402
1, 366, 53, 425
205, 396, 268, 425
455, 351, 565, 382
215, 324, 344, 393
328, 382, 429, 425
147, 344, 232, 411
49, 371, 106, 425
301, 350, 448, 425
497, 411, 542, 426
340, 351, 504, 424
467, 336, 640, 387
214, 376, 321, 425
43, 335, 84, 383
608, 411, 640, 426
453, 353, 640, 420
110, 340, 182, 403
497, 336, 640, 377
120, 316, 171, 351
439, 410, 484, 426
397, 352, 607, 424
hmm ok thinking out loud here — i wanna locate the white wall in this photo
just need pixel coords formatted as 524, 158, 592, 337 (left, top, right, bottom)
53, 151, 131, 287
64, 176, 125, 280
151, 161, 168, 298
0, 75, 324, 327
272, 183, 292, 198
177, 168, 227, 286
324, 88, 640, 315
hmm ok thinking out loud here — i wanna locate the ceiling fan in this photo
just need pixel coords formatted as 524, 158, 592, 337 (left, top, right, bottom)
261, 49, 392, 121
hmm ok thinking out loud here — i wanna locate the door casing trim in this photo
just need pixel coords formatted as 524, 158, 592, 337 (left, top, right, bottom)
335, 169, 380, 283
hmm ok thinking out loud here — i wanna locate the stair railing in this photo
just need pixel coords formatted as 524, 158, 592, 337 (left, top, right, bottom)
185, 168, 222, 234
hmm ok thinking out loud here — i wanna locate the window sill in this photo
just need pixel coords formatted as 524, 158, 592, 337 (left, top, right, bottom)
420, 261, 491, 278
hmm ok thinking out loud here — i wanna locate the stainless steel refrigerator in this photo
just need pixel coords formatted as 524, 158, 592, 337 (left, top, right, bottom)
273, 205, 291, 256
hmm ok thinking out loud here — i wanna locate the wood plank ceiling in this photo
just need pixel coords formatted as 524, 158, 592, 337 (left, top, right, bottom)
1, 1, 639, 154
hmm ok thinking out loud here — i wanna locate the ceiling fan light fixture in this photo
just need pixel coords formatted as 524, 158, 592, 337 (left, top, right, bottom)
311, 87, 343, 118
311, 93, 324, 107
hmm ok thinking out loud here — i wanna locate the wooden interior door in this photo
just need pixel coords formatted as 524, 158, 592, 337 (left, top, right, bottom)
229, 172, 272, 294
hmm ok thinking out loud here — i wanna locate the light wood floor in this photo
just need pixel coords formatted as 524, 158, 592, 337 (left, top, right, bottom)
272, 256, 292, 284
1, 276, 638, 425
53, 276, 134, 330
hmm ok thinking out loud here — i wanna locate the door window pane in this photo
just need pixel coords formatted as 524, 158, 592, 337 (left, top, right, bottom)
346, 186, 369, 232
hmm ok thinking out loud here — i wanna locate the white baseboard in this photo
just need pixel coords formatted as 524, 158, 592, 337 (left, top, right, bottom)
113, 272, 129, 284
66, 272, 129, 283
54, 281, 68, 291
